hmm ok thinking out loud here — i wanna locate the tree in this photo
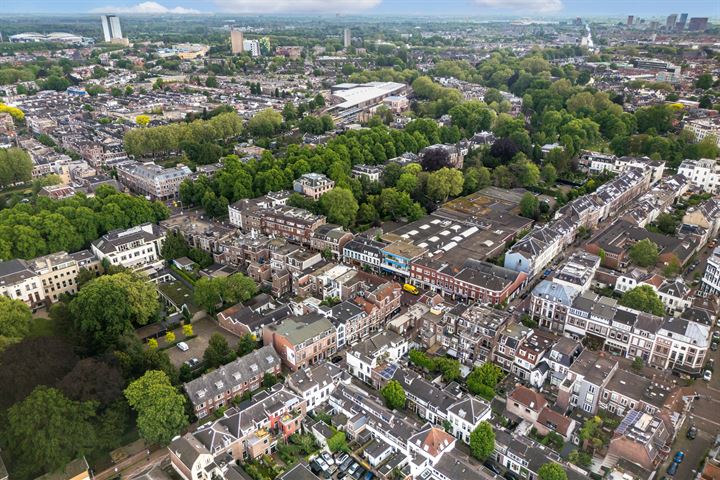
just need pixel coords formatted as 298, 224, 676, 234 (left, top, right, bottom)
629, 239, 659, 267
247, 108, 283, 137
426, 167, 463, 203
161, 230, 190, 261
0, 336, 79, 410
58, 358, 125, 408
619, 285, 665, 316
204, 333, 236, 368
282, 102, 297, 122
70, 273, 159, 351
327, 431, 349, 453
631, 356, 644, 372
183, 324, 194, 337
420, 146, 452, 171
469, 421, 495, 460
0, 296, 32, 339
462, 166, 491, 194
205, 76, 218, 88
0, 148, 33, 187
655, 213, 678, 235
381, 380, 406, 410
696, 73, 713, 90
148, 338, 158, 349
319, 187, 359, 228
466, 363, 503, 400
136, 115, 150, 126
519, 192, 539, 219
262, 372, 278, 388
541, 164, 557, 185
124, 370, 188, 445
4, 387, 97, 479
538, 463, 568, 480
237, 333, 257, 356
165, 331, 176, 344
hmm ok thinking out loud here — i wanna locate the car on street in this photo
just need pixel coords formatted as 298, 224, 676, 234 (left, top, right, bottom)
687, 425, 698, 440
667, 461, 679, 476
674, 451, 685, 463
331, 355, 343, 364
704, 370, 713, 381
483, 461, 501, 475
176, 341, 189, 351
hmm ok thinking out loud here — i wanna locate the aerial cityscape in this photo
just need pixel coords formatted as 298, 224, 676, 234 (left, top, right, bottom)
0, 2, 719, 480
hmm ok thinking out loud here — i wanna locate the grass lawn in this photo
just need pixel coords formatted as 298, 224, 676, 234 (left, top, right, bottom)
28, 316, 56, 337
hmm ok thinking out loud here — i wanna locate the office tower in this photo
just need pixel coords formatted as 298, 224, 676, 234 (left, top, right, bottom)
676, 13, 688, 31
627, 15, 634, 26
343, 28, 351, 48
230, 29, 244, 54
649, 21, 659, 30
101, 15, 122, 42
666, 14, 677, 30
688, 17, 709, 31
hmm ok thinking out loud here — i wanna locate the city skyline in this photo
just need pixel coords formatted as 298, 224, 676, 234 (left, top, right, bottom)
4, 0, 720, 16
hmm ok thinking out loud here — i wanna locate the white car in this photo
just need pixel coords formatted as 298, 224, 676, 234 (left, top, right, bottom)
704, 370, 712, 381
177, 341, 189, 352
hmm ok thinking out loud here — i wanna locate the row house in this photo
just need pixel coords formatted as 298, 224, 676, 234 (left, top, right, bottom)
346, 330, 409, 386
310, 224, 353, 260
217, 294, 290, 338
701, 246, 720, 297
683, 197, 720, 240
342, 235, 387, 272
598, 369, 673, 418
606, 409, 671, 472
542, 337, 583, 387
262, 315, 337, 371
29, 250, 101, 303
620, 175, 689, 228
493, 429, 585, 480
90, 223, 166, 272
556, 350, 619, 415
678, 158, 720, 194
380, 240, 426, 278
506, 386, 577, 441
494, 322, 534, 373
229, 202, 326, 246
286, 362, 345, 412
160, 214, 236, 258
0, 259, 46, 309
442, 304, 510, 367
410, 258, 527, 304
170, 385, 307, 480
650, 317, 710, 376
592, 166, 654, 221
183, 346, 281, 419
513, 330, 557, 387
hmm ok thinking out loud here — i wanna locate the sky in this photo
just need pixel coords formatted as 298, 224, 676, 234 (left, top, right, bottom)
3, 0, 720, 17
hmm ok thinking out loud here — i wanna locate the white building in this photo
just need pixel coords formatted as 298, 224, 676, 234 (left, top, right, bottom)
346, 330, 408, 384
0, 259, 45, 310
685, 118, 720, 147
286, 363, 344, 412
701, 247, 720, 297
100, 15, 123, 42
678, 158, 720, 194
91, 223, 165, 271
243, 40, 260, 57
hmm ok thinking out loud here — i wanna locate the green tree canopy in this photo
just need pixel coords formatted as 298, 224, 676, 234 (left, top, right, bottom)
124, 370, 188, 445
0, 296, 32, 339
538, 463, 568, 480
204, 333, 236, 368
4, 387, 97, 479
629, 239, 659, 267
70, 272, 159, 350
619, 285, 665, 316
319, 187, 359, 228
520, 192, 539, 219
381, 380, 406, 410
469, 421, 495, 460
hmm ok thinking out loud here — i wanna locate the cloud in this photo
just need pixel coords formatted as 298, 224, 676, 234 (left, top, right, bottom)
212, 0, 382, 13
473, 0, 563, 13
91, 2, 202, 14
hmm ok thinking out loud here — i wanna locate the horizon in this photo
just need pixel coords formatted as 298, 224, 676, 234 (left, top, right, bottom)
3, 0, 719, 17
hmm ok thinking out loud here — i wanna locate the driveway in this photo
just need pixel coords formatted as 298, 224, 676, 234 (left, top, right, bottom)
659, 414, 713, 479
165, 317, 241, 367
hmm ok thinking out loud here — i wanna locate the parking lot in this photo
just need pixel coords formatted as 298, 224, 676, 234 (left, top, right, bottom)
659, 414, 714, 479
165, 317, 241, 367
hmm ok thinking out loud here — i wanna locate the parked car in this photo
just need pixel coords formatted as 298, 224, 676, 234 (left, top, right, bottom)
687, 425, 698, 440
347, 463, 359, 476
336, 454, 349, 466
674, 451, 685, 464
352, 467, 366, 480
364, 472, 374, 480
176, 341, 189, 351
315, 458, 329, 471
483, 461, 501, 475
667, 461, 679, 476
340, 457, 353, 472
712, 342, 718, 352
504, 472, 519, 480
321, 452, 335, 466
331, 355, 343, 364
337, 472, 347, 480
309, 460, 323, 475
184, 357, 200, 368
704, 370, 713, 381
